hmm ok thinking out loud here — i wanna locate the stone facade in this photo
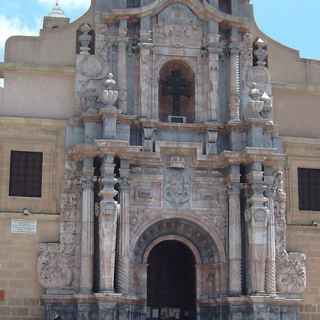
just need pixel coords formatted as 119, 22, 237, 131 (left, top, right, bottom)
1, 1, 320, 320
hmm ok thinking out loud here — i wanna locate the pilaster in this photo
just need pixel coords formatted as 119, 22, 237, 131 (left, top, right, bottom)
264, 166, 277, 294
80, 159, 95, 293
140, 16, 153, 118
228, 165, 242, 295
207, 21, 220, 122
118, 19, 128, 114
117, 159, 130, 294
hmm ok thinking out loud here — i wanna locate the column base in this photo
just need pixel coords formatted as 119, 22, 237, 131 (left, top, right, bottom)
43, 294, 302, 320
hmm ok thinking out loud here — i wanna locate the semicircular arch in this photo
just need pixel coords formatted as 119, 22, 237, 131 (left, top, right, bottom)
132, 218, 222, 264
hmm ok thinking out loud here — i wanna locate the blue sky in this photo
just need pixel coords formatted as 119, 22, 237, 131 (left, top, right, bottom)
0, 0, 319, 62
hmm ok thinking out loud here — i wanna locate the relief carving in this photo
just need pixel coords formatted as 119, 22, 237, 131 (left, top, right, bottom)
131, 182, 162, 207
38, 244, 73, 289
154, 4, 203, 48
273, 171, 307, 294
164, 169, 191, 209
38, 160, 81, 290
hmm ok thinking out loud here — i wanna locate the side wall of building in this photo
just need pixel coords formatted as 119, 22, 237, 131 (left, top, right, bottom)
0, 118, 64, 320
284, 137, 320, 320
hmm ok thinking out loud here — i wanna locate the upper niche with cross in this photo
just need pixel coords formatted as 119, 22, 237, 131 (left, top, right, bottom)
161, 70, 192, 117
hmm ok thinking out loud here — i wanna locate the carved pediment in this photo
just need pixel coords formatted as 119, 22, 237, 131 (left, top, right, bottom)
153, 4, 203, 48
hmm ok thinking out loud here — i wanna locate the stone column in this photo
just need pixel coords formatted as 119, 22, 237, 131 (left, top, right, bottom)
140, 16, 153, 118
80, 159, 95, 293
246, 162, 269, 294
228, 165, 242, 295
117, 159, 130, 293
229, 28, 241, 123
98, 154, 118, 292
207, 22, 220, 122
118, 19, 128, 114
264, 166, 277, 294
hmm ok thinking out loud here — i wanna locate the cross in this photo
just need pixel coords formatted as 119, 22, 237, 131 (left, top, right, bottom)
161, 70, 192, 116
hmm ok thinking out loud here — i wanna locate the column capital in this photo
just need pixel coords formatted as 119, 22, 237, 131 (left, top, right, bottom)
80, 176, 96, 190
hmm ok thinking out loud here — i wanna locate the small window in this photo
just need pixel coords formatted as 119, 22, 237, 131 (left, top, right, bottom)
127, 0, 140, 8
298, 168, 320, 211
9, 151, 43, 198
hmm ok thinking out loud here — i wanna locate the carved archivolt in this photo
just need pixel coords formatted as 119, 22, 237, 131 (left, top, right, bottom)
132, 218, 219, 264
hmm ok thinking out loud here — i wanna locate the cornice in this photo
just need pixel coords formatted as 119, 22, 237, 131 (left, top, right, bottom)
0, 63, 75, 77
102, 0, 251, 30
68, 141, 286, 169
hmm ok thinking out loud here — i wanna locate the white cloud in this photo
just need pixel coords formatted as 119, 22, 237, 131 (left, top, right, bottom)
0, 15, 38, 61
38, 0, 91, 10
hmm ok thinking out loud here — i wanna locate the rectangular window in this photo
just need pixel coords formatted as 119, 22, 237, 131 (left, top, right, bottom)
9, 151, 43, 198
298, 168, 320, 211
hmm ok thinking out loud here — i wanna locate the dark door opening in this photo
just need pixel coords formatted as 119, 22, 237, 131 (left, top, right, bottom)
147, 240, 196, 320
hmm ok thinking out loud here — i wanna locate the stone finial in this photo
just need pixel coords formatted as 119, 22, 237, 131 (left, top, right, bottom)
254, 38, 268, 67
102, 73, 119, 107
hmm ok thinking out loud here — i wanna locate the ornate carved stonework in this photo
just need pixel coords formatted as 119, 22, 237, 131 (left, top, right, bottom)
38, 244, 73, 289
133, 218, 217, 264
164, 168, 191, 209
273, 171, 307, 294
153, 4, 203, 48
38, 160, 81, 291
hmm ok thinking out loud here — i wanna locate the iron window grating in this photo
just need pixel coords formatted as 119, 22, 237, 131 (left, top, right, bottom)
9, 151, 43, 198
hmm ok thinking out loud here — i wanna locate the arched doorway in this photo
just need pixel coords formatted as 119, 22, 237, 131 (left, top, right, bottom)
159, 60, 195, 123
147, 240, 196, 319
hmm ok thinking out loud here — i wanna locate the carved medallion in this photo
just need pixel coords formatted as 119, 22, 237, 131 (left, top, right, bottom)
164, 169, 191, 209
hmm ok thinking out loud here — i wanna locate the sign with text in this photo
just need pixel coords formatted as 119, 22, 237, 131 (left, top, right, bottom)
11, 219, 37, 234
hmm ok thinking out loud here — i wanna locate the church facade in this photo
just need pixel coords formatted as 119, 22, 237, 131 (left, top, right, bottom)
0, 1, 320, 319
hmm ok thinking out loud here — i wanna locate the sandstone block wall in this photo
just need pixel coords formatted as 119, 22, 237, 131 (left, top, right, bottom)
0, 214, 59, 320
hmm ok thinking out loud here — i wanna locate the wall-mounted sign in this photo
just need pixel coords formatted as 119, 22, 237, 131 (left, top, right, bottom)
11, 219, 37, 234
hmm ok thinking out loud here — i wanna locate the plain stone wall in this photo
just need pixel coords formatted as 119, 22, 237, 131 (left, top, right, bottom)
0, 118, 64, 320
0, 72, 75, 119
274, 88, 320, 139
0, 214, 59, 320
0, 87, 3, 108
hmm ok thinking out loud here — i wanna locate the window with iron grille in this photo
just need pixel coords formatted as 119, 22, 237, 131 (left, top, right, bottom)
298, 168, 320, 211
9, 151, 43, 198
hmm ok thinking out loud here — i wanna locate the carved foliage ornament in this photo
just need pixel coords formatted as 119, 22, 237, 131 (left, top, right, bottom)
272, 171, 307, 294
38, 245, 73, 289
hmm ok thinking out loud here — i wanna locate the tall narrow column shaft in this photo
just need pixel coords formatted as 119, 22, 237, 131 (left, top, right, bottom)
228, 165, 242, 295
80, 160, 95, 293
118, 19, 128, 114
